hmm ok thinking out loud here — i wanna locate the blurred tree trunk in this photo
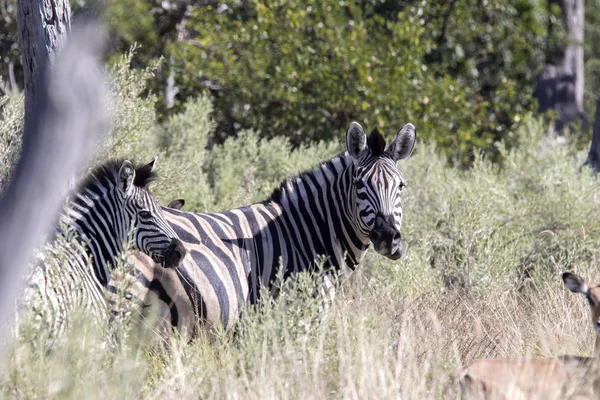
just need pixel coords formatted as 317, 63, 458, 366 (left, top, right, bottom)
17, 0, 71, 133
0, 19, 107, 342
534, 0, 586, 131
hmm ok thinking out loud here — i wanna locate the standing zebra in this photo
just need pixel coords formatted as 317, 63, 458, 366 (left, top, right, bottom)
130, 122, 416, 336
22, 158, 186, 340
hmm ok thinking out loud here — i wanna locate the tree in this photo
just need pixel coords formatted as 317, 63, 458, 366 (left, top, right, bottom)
585, 99, 600, 171
17, 0, 71, 133
534, 0, 587, 131
165, 0, 549, 163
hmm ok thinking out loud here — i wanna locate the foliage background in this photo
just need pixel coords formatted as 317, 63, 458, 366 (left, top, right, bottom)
1, 0, 600, 398
1, 0, 596, 163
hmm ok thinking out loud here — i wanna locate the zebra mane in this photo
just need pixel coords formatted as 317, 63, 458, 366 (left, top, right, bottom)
76, 159, 157, 193
268, 153, 347, 203
268, 129, 390, 203
367, 128, 386, 157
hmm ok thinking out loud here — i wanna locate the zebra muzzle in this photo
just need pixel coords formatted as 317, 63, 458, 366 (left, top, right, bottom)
161, 239, 186, 268
369, 213, 403, 260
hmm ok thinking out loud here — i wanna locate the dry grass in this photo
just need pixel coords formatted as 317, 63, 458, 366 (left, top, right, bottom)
4, 268, 597, 399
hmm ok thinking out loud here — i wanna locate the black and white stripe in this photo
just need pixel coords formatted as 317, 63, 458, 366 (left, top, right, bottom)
64, 158, 185, 286
132, 123, 416, 336
21, 159, 185, 341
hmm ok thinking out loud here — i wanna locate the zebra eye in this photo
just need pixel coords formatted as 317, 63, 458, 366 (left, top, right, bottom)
399, 181, 406, 191
139, 210, 152, 219
353, 177, 365, 188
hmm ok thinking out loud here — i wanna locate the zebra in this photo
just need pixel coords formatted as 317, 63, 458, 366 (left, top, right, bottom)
130, 122, 416, 337
21, 158, 186, 341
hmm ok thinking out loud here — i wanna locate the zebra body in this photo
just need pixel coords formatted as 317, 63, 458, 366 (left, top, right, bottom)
132, 122, 416, 335
19, 159, 186, 341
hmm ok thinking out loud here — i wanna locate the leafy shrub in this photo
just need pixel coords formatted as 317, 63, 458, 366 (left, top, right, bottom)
165, 0, 550, 163
97, 51, 215, 205
158, 95, 216, 211
208, 130, 340, 209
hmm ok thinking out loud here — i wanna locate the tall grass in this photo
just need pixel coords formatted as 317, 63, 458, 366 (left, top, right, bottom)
1, 61, 599, 398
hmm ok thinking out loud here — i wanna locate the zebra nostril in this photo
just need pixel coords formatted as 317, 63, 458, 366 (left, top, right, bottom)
393, 231, 401, 243
174, 246, 183, 259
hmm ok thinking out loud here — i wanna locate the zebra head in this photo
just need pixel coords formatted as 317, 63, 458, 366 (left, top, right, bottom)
116, 159, 186, 269
68, 158, 186, 284
346, 122, 416, 260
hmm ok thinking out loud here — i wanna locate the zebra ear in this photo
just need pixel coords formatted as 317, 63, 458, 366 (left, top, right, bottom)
346, 122, 368, 161
167, 199, 185, 210
118, 160, 136, 195
148, 156, 158, 172
387, 123, 416, 161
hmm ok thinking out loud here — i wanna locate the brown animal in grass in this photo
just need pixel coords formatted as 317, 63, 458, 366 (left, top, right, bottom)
456, 273, 600, 399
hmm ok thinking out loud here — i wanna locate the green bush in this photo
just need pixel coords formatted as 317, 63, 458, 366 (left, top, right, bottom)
158, 95, 215, 211
2, 0, 589, 165
208, 130, 340, 210
164, 0, 550, 163
98, 51, 214, 205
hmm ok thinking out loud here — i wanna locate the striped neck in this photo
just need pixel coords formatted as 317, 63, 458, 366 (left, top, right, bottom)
63, 179, 129, 286
268, 153, 371, 271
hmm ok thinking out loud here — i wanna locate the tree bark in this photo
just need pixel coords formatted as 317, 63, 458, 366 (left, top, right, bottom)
561, 0, 585, 112
17, 0, 71, 134
585, 99, 600, 172
534, 0, 586, 131
0, 20, 107, 341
